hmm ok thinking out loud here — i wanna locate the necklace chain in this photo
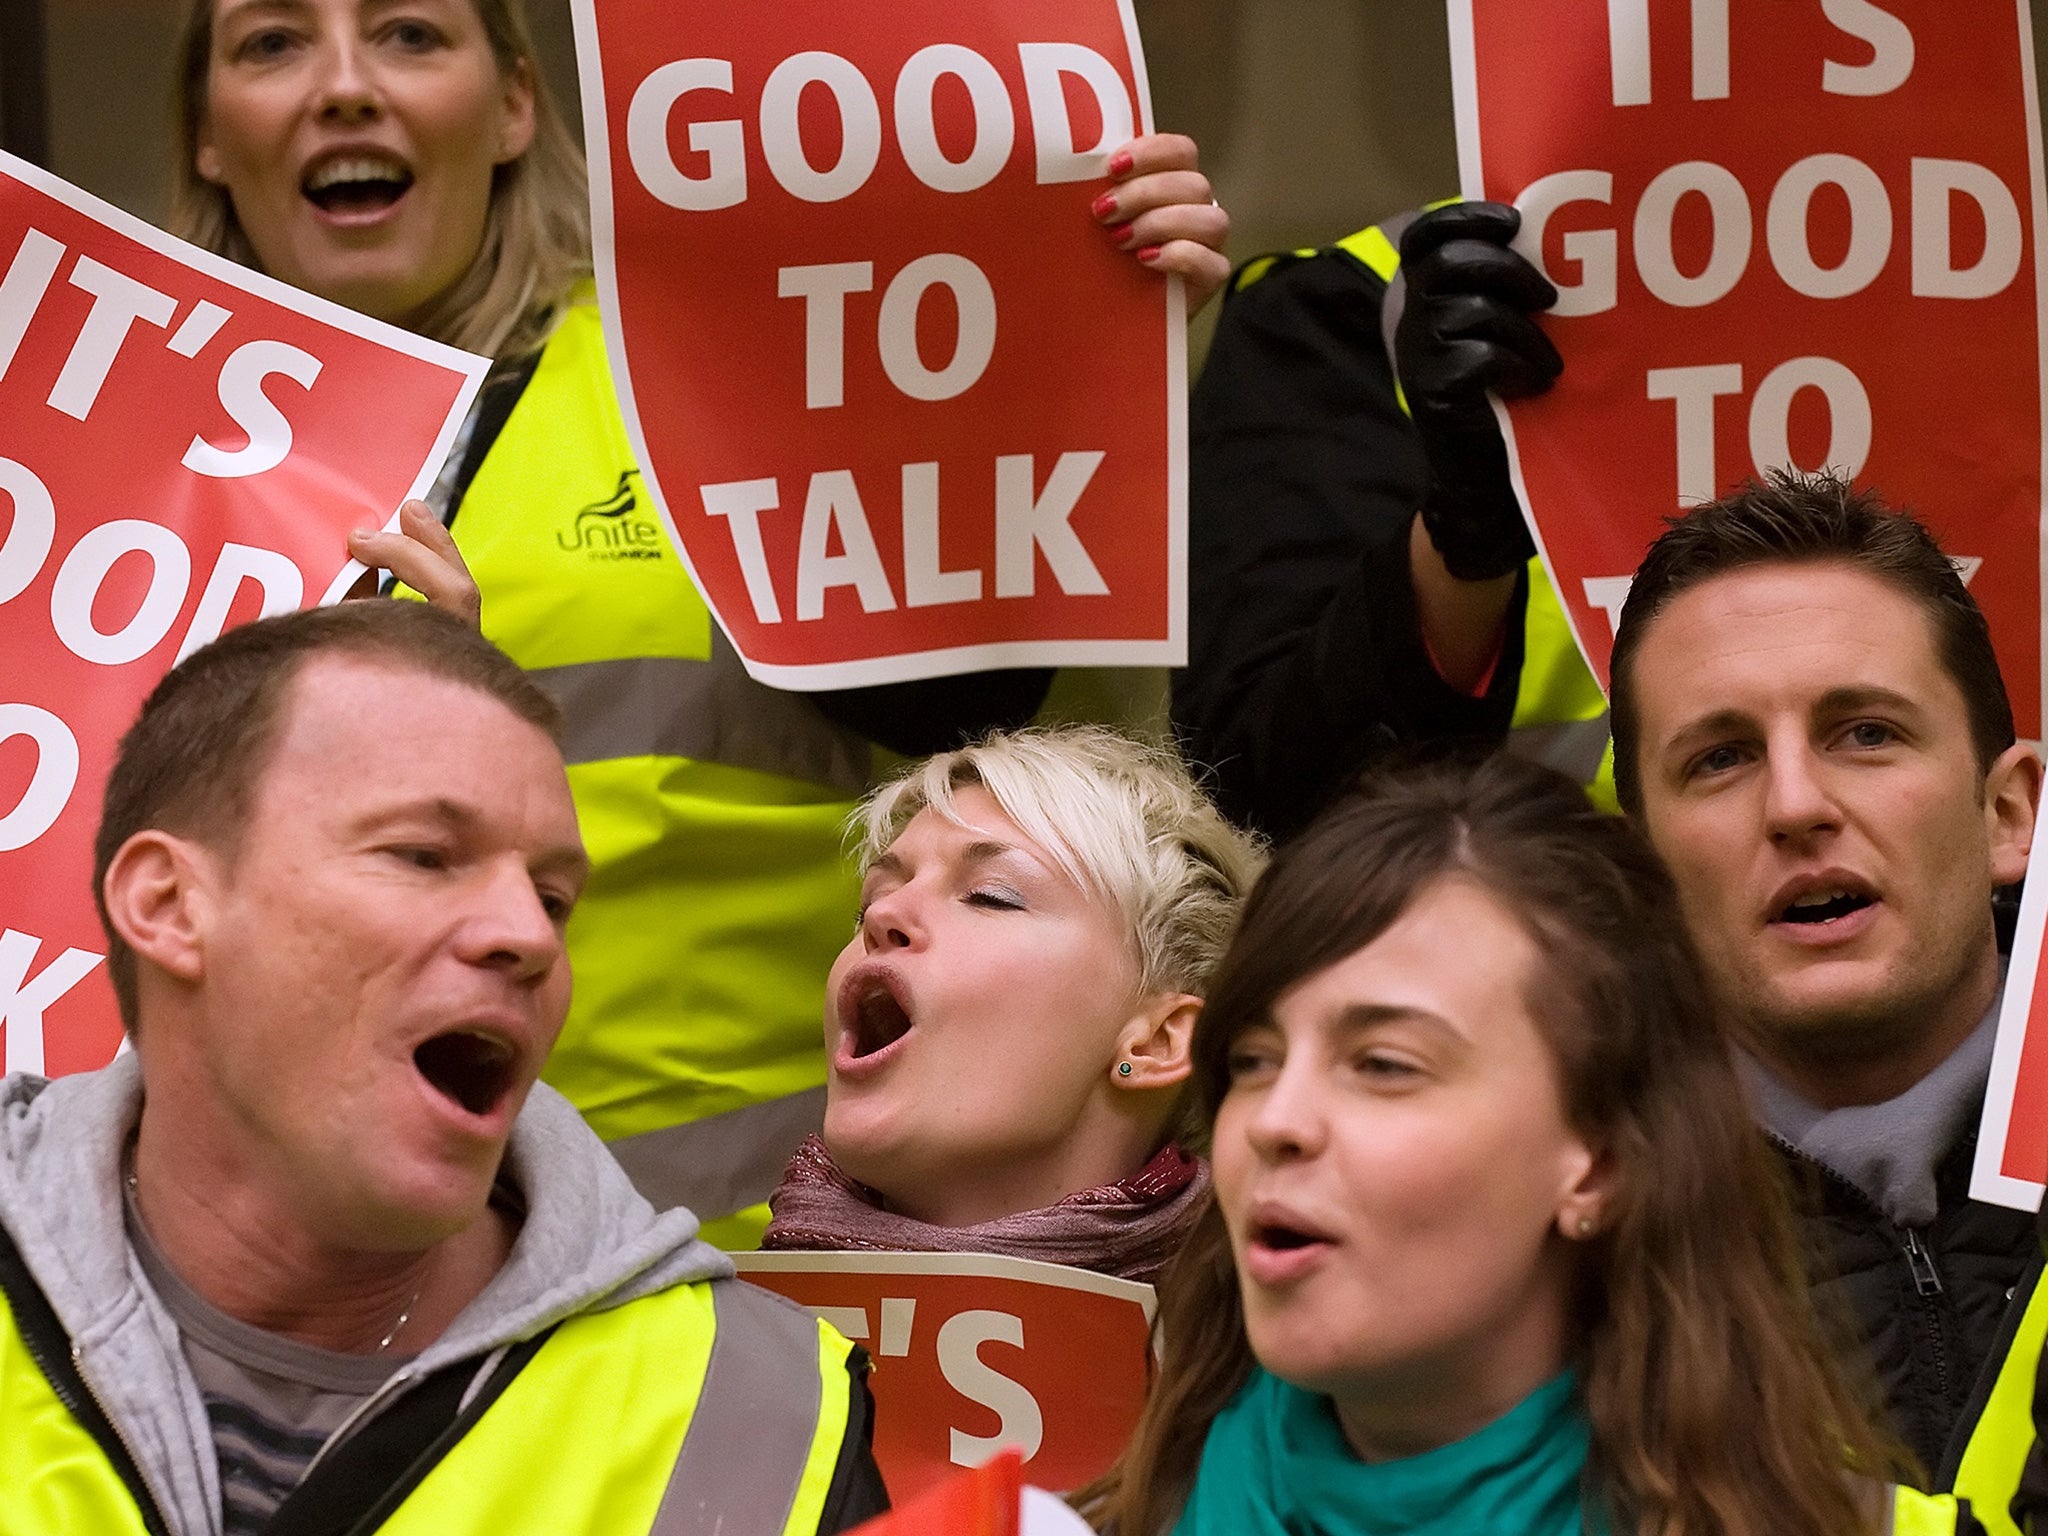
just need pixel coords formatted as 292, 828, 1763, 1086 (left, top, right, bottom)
128, 1167, 423, 1354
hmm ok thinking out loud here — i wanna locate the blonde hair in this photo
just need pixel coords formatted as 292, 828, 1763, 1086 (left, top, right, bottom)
855, 727, 1266, 1002
170, 0, 591, 359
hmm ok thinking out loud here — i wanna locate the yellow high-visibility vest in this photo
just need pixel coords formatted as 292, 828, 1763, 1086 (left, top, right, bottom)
0, 1272, 860, 1536
418, 297, 870, 1246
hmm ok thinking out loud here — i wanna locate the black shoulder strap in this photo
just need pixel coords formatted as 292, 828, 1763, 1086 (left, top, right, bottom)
0, 1223, 174, 1536
260, 1327, 555, 1536
441, 346, 545, 532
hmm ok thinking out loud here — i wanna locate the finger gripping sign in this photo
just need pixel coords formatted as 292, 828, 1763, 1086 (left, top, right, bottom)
1449, 0, 2048, 735
0, 152, 485, 1080
733, 1250, 1156, 1504
571, 0, 1185, 688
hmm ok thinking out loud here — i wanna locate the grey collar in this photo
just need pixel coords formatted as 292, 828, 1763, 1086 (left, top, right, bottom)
1745, 981, 2003, 1229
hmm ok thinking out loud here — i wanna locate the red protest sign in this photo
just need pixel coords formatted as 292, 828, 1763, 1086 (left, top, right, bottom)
1976, 816, 2048, 1209
734, 1250, 1156, 1503
1449, 0, 2048, 734
570, 0, 1184, 688
846, 1448, 1022, 1536
0, 153, 485, 1080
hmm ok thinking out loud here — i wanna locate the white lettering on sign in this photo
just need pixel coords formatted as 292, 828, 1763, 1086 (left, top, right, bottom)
1911, 159, 2024, 299
761, 52, 885, 204
0, 704, 78, 852
0, 229, 324, 470
52, 256, 178, 420
896, 46, 1015, 194
183, 340, 324, 479
1748, 355, 1871, 481
877, 255, 997, 402
1515, 156, 2021, 314
1605, 0, 1729, 106
50, 519, 193, 667
0, 228, 64, 383
1645, 358, 1870, 507
780, 255, 998, 408
176, 543, 305, 663
779, 262, 874, 409
703, 453, 1113, 625
995, 451, 1108, 599
1515, 172, 1617, 317
937, 1310, 1044, 1465
797, 469, 898, 620
1820, 0, 1914, 96
700, 477, 785, 623
0, 457, 57, 606
1584, 576, 1635, 637
1607, 0, 1909, 106
628, 46, 1135, 208
0, 928, 104, 1077
1646, 363, 1745, 505
902, 462, 982, 607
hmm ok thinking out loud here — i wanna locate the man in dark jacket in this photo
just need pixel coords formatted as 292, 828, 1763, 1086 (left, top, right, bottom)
1608, 472, 2044, 1528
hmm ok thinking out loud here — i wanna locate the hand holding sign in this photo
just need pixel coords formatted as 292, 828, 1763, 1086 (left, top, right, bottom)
0, 153, 484, 1079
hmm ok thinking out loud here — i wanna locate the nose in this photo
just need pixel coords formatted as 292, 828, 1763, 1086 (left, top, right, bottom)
458, 860, 565, 984
858, 883, 926, 953
1238, 1060, 1327, 1164
1761, 735, 1841, 846
313, 34, 383, 125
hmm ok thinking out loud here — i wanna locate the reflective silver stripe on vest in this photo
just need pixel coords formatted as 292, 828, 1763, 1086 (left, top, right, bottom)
526, 634, 872, 795
1371, 209, 1420, 376
1505, 712, 1612, 786
650, 1282, 828, 1536
608, 1086, 828, 1219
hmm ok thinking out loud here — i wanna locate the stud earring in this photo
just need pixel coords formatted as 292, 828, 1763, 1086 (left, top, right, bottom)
1117, 1061, 1134, 1078
1575, 1215, 1595, 1238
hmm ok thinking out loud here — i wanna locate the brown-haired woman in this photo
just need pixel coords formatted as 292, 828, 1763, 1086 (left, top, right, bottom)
166, 0, 1232, 1244
1085, 754, 1975, 1536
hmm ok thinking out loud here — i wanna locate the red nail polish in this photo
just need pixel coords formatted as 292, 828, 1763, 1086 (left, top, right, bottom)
1091, 191, 1118, 220
1136, 245, 1163, 263
1109, 222, 1135, 246
1107, 149, 1134, 176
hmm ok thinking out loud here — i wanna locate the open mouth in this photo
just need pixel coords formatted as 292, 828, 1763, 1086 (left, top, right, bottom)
303, 154, 413, 217
847, 982, 914, 1061
413, 1031, 518, 1118
1254, 1223, 1325, 1252
1774, 888, 1877, 926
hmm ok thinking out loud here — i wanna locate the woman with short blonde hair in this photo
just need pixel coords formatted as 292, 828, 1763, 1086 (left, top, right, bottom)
764, 726, 1265, 1282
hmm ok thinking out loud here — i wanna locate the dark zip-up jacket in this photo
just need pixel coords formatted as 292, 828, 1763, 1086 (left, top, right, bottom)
1777, 1130, 2039, 1482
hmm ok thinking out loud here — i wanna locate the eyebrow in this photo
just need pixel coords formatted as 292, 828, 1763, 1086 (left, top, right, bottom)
869, 838, 1027, 880
1326, 1000, 1469, 1046
353, 799, 591, 882
1665, 685, 1926, 753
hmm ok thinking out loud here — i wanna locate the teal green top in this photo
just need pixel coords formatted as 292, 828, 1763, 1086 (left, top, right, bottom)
1170, 1370, 1598, 1536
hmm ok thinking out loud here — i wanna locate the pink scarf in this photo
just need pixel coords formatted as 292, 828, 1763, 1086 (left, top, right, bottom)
761, 1136, 1210, 1286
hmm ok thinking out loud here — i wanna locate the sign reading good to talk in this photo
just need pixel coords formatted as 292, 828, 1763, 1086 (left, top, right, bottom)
1450, 0, 2048, 734
0, 153, 484, 1080
572, 0, 1185, 688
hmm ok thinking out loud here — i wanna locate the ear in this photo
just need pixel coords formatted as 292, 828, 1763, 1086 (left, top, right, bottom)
195, 128, 224, 186
1111, 993, 1201, 1090
1984, 741, 2042, 888
1555, 1139, 1617, 1243
102, 832, 218, 990
495, 58, 537, 165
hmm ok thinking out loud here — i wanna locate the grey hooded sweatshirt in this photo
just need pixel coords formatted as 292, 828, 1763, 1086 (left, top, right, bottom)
0, 1055, 736, 1536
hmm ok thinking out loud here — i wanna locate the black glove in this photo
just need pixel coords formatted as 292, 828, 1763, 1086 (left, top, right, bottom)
1394, 201, 1563, 582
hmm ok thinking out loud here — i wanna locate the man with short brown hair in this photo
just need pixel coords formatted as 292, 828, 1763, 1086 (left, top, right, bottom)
0, 601, 885, 1535
1610, 471, 2043, 1528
